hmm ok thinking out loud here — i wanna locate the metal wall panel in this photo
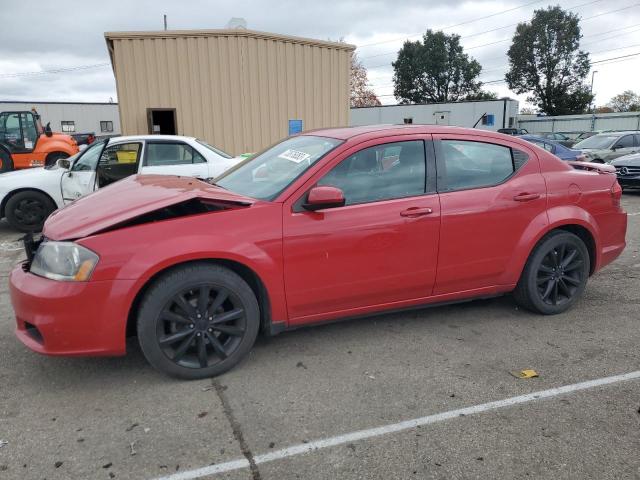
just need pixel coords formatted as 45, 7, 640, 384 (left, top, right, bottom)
350, 100, 519, 131
517, 112, 640, 134
106, 29, 354, 155
0, 102, 120, 136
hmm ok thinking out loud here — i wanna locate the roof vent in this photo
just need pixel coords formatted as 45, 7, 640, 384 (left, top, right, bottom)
226, 17, 247, 29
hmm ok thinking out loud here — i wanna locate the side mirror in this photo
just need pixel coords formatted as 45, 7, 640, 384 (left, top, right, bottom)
58, 158, 71, 170
44, 122, 53, 137
303, 186, 345, 211
611, 144, 618, 151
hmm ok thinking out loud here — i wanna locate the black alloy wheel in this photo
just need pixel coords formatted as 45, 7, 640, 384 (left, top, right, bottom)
137, 264, 260, 379
157, 285, 246, 369
514, 231, 590, 315
535, 242, 585, 307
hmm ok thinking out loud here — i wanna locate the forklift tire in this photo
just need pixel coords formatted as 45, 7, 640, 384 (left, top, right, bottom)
45, 151, 70, 168
0, 148, 13, 173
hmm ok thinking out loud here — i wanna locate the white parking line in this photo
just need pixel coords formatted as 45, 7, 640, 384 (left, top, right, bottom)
153, 370, 640, 480
627, 212, 640, 216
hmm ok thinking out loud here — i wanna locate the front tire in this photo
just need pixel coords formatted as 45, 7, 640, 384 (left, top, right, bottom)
137, 263, 260, 379
513, 231, 590, 315
4, 190, 56, 232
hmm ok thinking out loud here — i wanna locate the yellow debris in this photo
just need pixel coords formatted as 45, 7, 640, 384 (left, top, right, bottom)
510, 369, 539, 379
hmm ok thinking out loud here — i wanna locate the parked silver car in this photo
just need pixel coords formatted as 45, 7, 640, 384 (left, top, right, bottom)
573, 131, 640, 163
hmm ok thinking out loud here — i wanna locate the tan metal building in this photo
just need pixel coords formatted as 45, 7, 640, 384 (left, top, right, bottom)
105, 29, 354, 155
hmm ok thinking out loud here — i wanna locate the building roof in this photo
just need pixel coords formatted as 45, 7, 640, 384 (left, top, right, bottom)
104, 28, 355, 51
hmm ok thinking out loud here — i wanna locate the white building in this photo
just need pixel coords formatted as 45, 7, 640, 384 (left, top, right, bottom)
517, 111, 640, 134
0, 101, 121, 137
350, 99, 520, 132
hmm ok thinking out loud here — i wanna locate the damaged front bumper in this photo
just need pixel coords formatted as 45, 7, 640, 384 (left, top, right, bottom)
9, 264, 136, 356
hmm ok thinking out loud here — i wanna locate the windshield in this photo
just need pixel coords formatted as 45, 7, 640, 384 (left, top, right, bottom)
574, 135, 617, 150
216, 135, 343, 200
70, 140, 106, 172
196, 139, 232, 159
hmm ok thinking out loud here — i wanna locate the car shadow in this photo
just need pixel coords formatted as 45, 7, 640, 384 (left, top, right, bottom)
13, 295, 527, 389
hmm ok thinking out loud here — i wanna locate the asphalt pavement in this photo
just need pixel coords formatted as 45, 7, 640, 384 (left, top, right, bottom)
0, 194, 639, 480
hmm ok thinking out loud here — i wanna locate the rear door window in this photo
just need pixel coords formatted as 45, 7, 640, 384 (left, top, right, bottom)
437, 140, 528, 192
145, 142, 206, 166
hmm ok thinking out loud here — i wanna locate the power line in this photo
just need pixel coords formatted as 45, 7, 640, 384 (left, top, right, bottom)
0, 62, 110, 79
357, 0, 547, 49
362, 1, 638, 66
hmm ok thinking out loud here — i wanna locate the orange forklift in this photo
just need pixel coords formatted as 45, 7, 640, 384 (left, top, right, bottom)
0, 109, 79, 172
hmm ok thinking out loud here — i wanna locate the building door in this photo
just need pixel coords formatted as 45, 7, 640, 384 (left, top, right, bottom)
435, 111, 450, 125
147, 108, 177, 135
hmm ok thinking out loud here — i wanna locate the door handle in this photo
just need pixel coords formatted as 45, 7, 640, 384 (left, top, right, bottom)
513, 193, 541, 202
400, 207, 433, 217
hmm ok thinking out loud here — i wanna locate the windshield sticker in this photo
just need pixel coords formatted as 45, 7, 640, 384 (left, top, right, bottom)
278, 149, 311, 163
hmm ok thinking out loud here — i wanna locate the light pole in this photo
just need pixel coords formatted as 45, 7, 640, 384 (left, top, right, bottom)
590, 70, 598, 113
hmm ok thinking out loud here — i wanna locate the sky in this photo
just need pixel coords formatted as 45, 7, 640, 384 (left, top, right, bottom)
0, 0, 639, 111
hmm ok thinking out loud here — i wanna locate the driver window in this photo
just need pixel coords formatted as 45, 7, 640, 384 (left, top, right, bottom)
3, 114, 23, 149
318, 140, 426, 205
97, 143, 142, 187
71, 141, 105, 171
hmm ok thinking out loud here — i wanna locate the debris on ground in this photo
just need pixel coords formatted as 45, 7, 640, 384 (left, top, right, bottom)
130, 441, 137, 456
54, 461, 63, 468
0, 440, 7, 449
201, 385, 215, 392
510, 369, 539, 379
125, 423, 139, 432
364, 371, 375, 380
296, 361, 308, 369
197, 411, 208, 418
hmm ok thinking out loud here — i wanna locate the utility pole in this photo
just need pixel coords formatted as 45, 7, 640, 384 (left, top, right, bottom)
589, 70, 598, 113
163, 14, 168, 31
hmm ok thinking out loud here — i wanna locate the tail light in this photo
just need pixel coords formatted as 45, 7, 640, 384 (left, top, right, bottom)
611, 181, 622, 207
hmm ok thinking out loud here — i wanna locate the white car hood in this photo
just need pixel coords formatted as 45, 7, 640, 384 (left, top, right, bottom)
0, 167, 66, 206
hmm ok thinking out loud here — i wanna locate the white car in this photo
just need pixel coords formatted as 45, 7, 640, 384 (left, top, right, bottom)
0, 135, 243, 232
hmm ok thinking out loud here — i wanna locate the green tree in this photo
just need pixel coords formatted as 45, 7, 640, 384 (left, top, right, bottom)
607, 90, 640, 112
464, 90, 498, 101
393, 30, 483, 104
505, 6, 592, 115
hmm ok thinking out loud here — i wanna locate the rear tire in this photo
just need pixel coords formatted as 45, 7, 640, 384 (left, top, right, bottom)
4, 190, 56, 233
137, 263, 260, 379
45, 151, 69, 168
0, 148, 13, 173
513, 231, 590, 315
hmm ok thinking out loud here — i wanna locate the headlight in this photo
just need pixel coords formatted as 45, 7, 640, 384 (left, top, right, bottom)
30, 241, 99, 282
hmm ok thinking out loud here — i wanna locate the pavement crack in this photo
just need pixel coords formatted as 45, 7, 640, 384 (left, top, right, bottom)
212, 379, 262, 480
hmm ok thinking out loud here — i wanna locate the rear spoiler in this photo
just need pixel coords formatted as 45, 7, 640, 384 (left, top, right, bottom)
567, 161, 616, 174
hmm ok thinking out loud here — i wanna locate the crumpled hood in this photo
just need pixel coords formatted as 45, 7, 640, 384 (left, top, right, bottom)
43, 175, 255, 240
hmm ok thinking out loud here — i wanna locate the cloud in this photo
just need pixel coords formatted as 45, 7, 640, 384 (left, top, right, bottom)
0, 0, 638, 107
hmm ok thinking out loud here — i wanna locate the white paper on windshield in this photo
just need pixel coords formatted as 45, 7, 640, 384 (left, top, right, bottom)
278, 149, 311, 163
24, 140, 33, 149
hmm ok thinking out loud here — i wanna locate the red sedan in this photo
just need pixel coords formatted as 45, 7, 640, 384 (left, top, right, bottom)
10, 125, 627, 379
